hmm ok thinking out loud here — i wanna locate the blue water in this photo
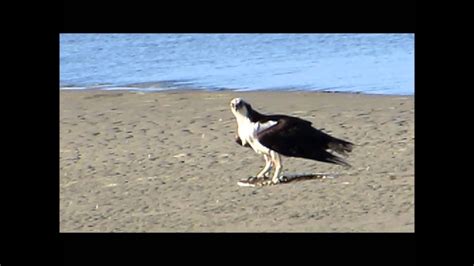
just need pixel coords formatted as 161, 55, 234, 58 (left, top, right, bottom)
60, 34, 414, 95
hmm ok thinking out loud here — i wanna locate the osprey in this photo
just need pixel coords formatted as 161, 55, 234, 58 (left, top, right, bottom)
230, 98, 353, 184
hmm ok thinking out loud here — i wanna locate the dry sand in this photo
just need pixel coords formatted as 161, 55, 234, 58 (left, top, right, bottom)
60, 90, 414, 232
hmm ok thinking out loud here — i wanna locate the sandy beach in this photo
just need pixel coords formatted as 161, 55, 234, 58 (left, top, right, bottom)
60, 90, 414, 232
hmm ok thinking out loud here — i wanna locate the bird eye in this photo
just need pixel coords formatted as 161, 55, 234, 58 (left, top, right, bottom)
231, 102, 235, 108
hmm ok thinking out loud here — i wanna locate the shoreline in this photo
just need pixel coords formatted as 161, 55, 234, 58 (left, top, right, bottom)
59, 87, 414, 97
60, 90, 414, 232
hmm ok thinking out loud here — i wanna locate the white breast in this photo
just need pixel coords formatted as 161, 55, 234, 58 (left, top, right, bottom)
237, 118, 278, 155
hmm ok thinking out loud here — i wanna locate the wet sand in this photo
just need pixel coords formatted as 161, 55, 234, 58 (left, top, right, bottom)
60, 90, 414, 232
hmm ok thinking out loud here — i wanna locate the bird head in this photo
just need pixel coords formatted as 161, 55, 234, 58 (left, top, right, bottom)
230, 98, 251, 118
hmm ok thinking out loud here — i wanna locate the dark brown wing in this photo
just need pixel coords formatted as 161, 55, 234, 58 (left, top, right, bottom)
257, 116, 353, 167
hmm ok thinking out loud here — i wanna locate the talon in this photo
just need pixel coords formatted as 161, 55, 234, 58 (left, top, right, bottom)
247, 176, 257, 181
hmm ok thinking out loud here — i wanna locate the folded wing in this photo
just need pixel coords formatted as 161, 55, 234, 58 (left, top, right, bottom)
257, 115, 353, 167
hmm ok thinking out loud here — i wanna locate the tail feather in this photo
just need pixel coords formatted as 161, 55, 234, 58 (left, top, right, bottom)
317, 137, 354, 167
305, 149, 352, 168
328, 138, 353, 157
325, 153, 352, 168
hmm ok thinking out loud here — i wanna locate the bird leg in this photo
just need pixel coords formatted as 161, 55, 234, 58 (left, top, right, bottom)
256, 154, 273, 179
270, 151, 282, 184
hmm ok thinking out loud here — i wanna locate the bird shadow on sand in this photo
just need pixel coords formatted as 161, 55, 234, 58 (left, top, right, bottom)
237, 173, 340, 187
